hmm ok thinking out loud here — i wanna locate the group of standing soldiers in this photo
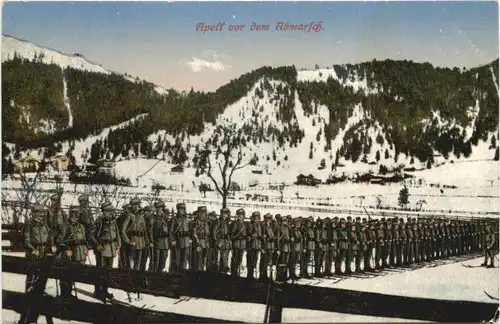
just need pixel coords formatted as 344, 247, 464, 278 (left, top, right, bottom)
23, 194, 499, 301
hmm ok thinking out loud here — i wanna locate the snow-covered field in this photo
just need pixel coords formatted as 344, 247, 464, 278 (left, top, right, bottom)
2, 251, 498, 323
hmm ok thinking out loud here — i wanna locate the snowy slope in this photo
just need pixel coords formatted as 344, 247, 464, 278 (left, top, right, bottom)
2, 252, 498, 323
1, 35, 169, 95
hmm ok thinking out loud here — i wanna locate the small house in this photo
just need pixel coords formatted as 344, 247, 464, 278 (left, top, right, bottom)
13, 155, 40, 173
51, 153, 69, 172
97, 159, 116, 176
171, 165, 184, 173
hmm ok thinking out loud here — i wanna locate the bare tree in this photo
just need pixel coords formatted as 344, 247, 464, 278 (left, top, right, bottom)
196, 124, 253, 208
84, 183, 127, 212
416, 199, 427, 211
2, 166, 47, 224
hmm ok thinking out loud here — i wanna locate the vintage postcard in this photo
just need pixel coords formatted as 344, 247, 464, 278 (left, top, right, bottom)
1, 1, 499, 323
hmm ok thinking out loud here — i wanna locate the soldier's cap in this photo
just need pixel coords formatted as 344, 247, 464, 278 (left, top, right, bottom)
251, 211, 261, 218
154, 201, 165, 208
198, 206, 208, 212
101, 201, 114, 212
340, 218, 346, 223
78, 194, 89, 202
381, 217, 386, 222
176, 202, 186, 209
307, 216, 314, 222
220, 208, 230, 215
31, 204, 45, 212
294, 217, 301, 223
236, 208, 245, 215
333, 216, 339, 221
347, 216, 352, 220
264, 213, 272, 219
130, 197, 141, 205
362, 218, 367, 223
50, 193, 60, 200
399, 218, 404, 222
69, 205, 80, 212
355, 217, 361, 221
275, 214, 282, 220
209, 211, 218, 219
142, 205, 152, 212
286, 215, 292, 220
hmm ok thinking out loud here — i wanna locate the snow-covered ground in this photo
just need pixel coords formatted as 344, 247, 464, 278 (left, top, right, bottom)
2, 251, 498, 323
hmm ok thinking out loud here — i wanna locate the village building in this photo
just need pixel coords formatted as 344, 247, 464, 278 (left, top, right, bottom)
13, 155, 40, 173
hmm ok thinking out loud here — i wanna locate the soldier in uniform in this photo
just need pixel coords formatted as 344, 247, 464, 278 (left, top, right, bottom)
246, 211, 263, 279
47, 193, 67, 249
230, 209, 247, 276
413, 221, 421, 263
169, 203, 191, 272
472, 221, 479, 252
381, 219, 389, 268
363, 221, 375, 271
271, 214, 282, 268
327, 217, 339, 276
121, 198, 149, 271
212, 208, 232, 274
302, 217, 316, 278
57, 205, 88, 299
357, 222, 367, 272
405, 220, 414, 265
117, 203, 131, 269
314, 219, 328, 277
482, 225, 497, 268
152, 201, 170, 272
335, 218, 349, 275
388, 219, 397, 267
289, 217, 303, 280
140, 205, 155, 272
260, 213, 275, 280
396, 218, 406, 266
23, 204, 53, 292
347, 222, 358, 274
191, 206, 210, 271
374, 220, 384, 270
90, 201, 121, 300
276, 215, 291, 280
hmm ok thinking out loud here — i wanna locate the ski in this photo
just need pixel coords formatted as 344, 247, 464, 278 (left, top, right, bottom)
141, 304, 156, 310
484, 290, 499, 301
311, 280, 323, 285
173, 296, 192, 305
462, 263, 484, 268
73, 288, 152, 309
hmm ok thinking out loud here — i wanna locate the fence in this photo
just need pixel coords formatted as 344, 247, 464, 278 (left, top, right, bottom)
2, 254, 497, 323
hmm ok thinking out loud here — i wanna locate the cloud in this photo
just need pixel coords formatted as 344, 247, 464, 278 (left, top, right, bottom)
184, 51, 232, 72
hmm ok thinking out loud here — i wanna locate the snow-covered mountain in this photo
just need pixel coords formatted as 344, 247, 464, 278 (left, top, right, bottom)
2, 35, 499, 192
2, 35, 168, 94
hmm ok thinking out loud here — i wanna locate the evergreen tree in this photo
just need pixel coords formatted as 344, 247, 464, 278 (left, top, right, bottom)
384, 149, 389, 159
398, 184, 410, 209
495, 147, 499, 161
375, 150, 380, 162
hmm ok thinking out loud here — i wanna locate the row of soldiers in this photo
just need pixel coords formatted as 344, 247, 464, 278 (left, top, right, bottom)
23, 195, 499, 301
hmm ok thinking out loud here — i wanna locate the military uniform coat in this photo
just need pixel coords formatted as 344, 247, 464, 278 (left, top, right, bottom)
278, 223, 291, 252
316, 227, 329, 252
247, 221, 263, 250
303, 226, 316, 251
291, 227, 303, 252
212, 218, 232, 250
153, 215, 170, 249
60, 221, 87, 262
262, 223, 275, 250
231, 220, 247, 250
169, 216, 191, 248
91, 216, 121, 258
192, 219, 210, 248
122, 211, 148, 249
23, 218, 51, 257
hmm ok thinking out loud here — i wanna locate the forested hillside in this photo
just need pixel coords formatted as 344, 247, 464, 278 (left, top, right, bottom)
2, 35, 498, 176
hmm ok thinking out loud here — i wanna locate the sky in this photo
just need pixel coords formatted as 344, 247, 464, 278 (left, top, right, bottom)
2, 1, 499, 92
